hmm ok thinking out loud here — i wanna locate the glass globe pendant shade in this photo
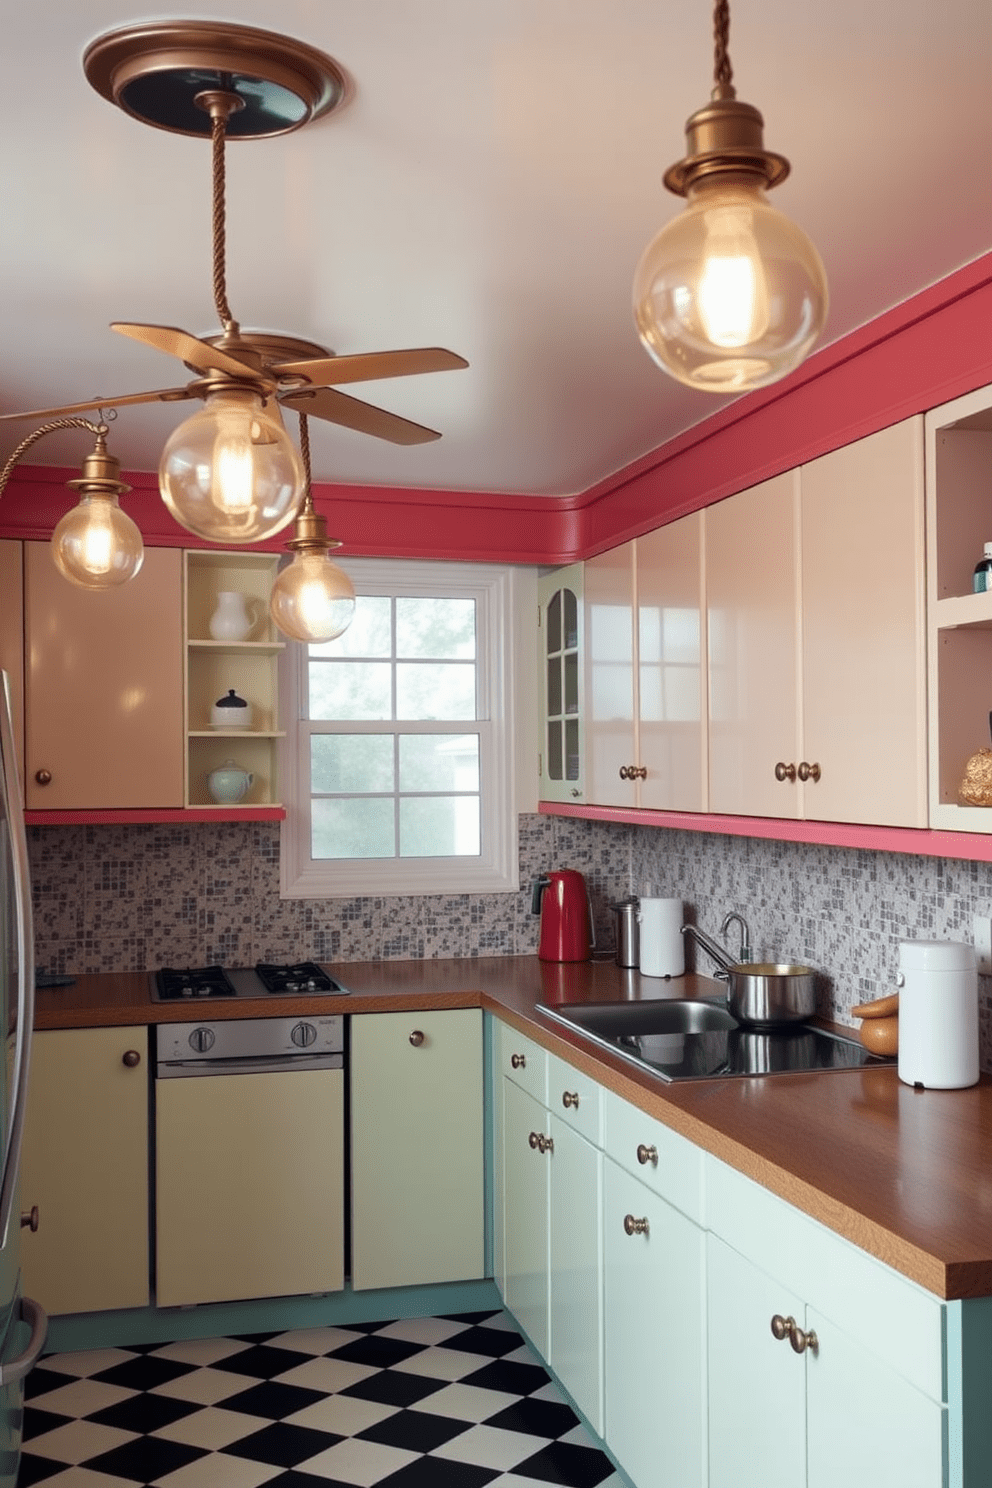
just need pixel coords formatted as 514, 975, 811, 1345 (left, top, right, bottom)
50, 444, 145, 592
633, 171, 828, 394
269, 548, 356, 644
159, 385, 305, 544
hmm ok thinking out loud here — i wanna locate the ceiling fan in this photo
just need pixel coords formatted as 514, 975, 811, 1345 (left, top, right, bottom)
0, 20, 468, 546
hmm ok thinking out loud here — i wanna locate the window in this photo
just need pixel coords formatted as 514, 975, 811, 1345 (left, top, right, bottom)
280, 559, 519, 897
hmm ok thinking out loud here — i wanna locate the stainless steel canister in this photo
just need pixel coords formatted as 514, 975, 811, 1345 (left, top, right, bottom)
611, 897, 640, 968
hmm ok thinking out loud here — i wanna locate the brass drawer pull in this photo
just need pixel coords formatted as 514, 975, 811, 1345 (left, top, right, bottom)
774, 762, 796, 782
797, 761, 821, 783
34, 770, 52, 786
789, 1322, 818, 1355
562, 1091, 579, 1109
511, 1052, 526, 1069
409, 1029, 425, 1047
636, 1143, 658, 1166
771, 1313, 794, 1341
529, 1130, 541, 1149
623, 1213, 649, 1236
122, 1049, 141, 1068
20, 1207, 39, 1233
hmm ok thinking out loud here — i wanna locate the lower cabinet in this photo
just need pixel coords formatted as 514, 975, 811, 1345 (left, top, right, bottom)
156, 1067, 344, 1307
350, 1009, 484, 1290
20, 1027, 150, 1316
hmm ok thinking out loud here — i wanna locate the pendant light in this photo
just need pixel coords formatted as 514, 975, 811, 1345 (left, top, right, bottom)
157, 89, 305, 543
633, 0, 828, 393
269, 414, 356, 644
0, 419, 144, 589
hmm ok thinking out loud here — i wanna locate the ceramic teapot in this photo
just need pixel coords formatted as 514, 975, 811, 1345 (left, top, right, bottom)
209, 591, 260, 643
206, 760, 253, 805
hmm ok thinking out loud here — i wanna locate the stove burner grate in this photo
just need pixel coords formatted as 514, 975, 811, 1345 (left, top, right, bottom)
156, 965, 237, 1000
255, 961, 338, 994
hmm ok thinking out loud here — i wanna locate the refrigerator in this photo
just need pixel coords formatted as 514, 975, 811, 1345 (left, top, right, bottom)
0, 672, 47, 1485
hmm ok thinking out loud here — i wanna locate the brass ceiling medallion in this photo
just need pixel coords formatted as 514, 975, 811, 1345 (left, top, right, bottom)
82, 19, 349, 138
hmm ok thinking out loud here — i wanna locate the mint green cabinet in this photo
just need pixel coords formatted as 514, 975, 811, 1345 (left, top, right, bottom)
502, 1076, 551, 1359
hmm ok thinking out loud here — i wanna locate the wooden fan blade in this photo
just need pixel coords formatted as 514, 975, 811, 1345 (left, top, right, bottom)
281, 386, 442, 445
272, 347, 468, 387
0, 386, 195, 423
111, 323, 256, 380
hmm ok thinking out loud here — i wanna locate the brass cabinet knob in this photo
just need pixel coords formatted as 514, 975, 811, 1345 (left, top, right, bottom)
528, 1130, 541, 1149
619, 765, 631, 780
789, 1323, 818, 1355
774, 762, 797, 782
409, 1030, 425, 1047
636, 1143, 658, 1166
34, 770, 52, 786
771, 1313, 794, 1341
797, 761, 822, 783
541, 1134, 554, 1155
570, 788, 581, 798
20, 1206, 39, 1233
623, 1213, 649, 1236
122, 1049, 141, 1068
511, 1052, 526, 1069
631, 765, 647, 780
562, 1091, 579, 1109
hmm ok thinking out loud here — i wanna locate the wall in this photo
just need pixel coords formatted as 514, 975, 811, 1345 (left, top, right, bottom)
30, 812, 992, 1073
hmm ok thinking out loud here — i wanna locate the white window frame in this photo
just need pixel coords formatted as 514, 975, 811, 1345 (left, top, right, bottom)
280, 558, 519, 898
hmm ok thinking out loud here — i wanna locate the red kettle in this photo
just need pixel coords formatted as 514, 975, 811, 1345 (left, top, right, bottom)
532, 869, 592, 962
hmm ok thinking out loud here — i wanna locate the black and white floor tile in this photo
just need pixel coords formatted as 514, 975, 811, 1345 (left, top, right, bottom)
18, 1310, 622, 1488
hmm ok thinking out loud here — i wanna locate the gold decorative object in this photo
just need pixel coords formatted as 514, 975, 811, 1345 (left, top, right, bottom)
959, 748, 992, 806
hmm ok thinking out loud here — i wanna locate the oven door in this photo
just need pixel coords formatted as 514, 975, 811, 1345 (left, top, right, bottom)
155, 1064, 345, 1306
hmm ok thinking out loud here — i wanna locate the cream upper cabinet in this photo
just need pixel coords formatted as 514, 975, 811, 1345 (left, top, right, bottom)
584, 515, 706, 811
24, 541, 184, 809
0, 541, 24, 787
706, 418, 926, 828
20, 1027, 149, 1316
800, 417, 926, 827
706, 471, 802, 819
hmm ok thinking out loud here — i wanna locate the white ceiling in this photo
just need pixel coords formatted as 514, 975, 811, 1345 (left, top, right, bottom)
2, 0, 991, 497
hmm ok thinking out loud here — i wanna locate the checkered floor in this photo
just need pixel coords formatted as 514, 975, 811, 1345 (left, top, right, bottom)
18, 1310, 621, 1488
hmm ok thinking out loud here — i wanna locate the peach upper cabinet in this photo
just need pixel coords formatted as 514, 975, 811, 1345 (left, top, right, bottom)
583, 514, 706, 812
706, 417, 927, 828
23, 541, 184, 810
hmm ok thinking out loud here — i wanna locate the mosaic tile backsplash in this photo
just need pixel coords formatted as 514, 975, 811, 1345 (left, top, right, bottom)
28, 813, 992, 1071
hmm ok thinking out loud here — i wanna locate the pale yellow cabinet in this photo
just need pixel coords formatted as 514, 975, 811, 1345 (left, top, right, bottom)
23, 541, 184, 809
584, 514, 706, 810
156, 1065, 344, 1307
20, 1026, 150, 1316
350, 1009, 484, 1291
707, 417, 926, 827
925, 382, 992, 831
0, 541, 24, 787
184, 551, 285, 809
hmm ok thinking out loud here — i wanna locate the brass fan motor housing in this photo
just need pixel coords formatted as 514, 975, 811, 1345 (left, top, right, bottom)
83, 20, 349, 138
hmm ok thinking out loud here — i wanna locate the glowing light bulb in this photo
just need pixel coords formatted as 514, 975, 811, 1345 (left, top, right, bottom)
159, 386, 304, 543
269, 550, 356, 644
634, 172, 828, 394
51, 493, 145, 590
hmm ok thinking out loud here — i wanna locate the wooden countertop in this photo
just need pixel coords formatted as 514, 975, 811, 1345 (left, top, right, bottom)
36, 956, 992, 1301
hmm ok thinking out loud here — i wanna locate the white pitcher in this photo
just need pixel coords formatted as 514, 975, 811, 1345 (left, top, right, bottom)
209, 591, 259, 642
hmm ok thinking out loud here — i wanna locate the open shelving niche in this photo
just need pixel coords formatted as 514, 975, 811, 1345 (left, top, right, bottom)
184, 551, 286, 811
926, 381, 992, 833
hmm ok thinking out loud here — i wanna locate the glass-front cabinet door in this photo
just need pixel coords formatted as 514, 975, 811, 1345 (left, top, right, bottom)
538, 563, 584, 802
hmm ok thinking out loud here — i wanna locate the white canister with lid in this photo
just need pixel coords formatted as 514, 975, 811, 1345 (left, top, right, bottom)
896, 939, 978, 1089
638, 898, 684, 978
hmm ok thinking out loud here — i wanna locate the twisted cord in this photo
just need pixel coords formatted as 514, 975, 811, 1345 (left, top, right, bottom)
211, 109, 235, 332
297, 411, 313, 510
0, 418, 107, 499
713, 0, 734, 91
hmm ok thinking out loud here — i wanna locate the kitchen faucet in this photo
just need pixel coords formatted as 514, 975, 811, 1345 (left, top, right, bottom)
720, 912, 752, 963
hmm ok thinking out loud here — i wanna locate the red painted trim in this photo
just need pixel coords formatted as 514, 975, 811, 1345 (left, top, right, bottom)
24, 807, 286, 826
540, 801, 992, 863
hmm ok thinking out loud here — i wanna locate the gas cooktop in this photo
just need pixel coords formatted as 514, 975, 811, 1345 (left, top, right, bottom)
152, 962, 348, 1002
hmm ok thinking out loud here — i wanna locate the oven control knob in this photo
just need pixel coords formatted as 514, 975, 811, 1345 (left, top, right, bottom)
291, 1021, 318, 1048
188, 1027, 215, 1054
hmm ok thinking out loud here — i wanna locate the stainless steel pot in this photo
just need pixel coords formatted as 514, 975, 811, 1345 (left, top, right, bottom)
723, 964, 817, 1027
681, 924, 816, 1027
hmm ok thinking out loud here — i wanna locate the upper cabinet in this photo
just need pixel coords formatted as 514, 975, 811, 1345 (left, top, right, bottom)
926, 384, 992, 832
707, 417, 927, 829
184, 551, 285, 810
583, 515, 706, 812
538, 563, 584, 803
24, 541, 184, 810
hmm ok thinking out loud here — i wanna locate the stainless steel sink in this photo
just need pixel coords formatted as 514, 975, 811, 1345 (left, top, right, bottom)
536, 999, 889, 1082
